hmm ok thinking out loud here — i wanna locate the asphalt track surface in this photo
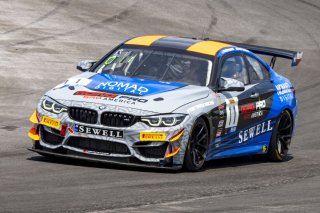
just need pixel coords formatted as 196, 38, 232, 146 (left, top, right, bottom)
0, 0, 320, 212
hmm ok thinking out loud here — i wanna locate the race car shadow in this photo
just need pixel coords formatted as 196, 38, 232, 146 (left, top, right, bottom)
27, 154, 293, 173
201, 154, 294, 172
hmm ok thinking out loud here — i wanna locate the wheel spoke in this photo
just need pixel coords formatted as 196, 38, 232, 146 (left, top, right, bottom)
197, 133, 207, 144
189, 120, 209, 168
280, 134, 292, 140
195, 149, 205, 161
194, 150, 200, 164
196, 125, 205, 138
279, 123, 291, 132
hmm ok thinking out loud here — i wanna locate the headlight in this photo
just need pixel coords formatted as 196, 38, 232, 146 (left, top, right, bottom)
141, 114, 186, 127
41, 96, 67, 114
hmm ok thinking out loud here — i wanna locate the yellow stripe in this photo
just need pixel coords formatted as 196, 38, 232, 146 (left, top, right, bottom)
125, 35, 166, 46
165, 147, 181, 158
187, 41, 231, 56
29, 110, 38, 124
169, 129, 185, 142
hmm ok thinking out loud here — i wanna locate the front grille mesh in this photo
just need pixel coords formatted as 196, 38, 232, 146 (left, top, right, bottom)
69, 107, 97, 124
66, 137, 130, 155
41, 126, 64, 145
101, 112, 135, 127
136, 143, 168, 158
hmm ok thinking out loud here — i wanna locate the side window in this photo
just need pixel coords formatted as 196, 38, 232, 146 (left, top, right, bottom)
245, 55, 270, 83
221, 55, 249, 85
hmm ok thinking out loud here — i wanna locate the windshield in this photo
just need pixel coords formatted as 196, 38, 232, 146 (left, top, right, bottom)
94, 47, 213, 86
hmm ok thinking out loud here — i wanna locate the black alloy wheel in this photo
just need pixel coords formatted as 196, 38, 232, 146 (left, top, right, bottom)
184, 118, 209, 171
268, 110, 293, 161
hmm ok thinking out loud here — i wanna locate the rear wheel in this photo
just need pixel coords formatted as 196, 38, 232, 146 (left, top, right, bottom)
268, 110, 293, 161
183, 118, 209, 171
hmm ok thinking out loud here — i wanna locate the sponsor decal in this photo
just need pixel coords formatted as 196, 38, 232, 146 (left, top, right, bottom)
240, 103, 255, 113
41, 116, 60, 129
276, 82, 293, 102
67, 127, 74, 134
240, 100, 265, 113
95, 81, 149, 96
251, 111, 263, 118
218, 120, 224, 128
262, 145, 268, 153
256, 100, 266, 110
216, 128, 222, 137
238, 120, 273, 143
241, 100, 265, 120
140, 132, 166, 141
225, 97, 239, 128
187, 101, 214, 113
85, 74, 186, 96
74, 124, 123, 138
218, 104, 225, 110
243, 111, 264, 120
217, 104, 225, 118
74, 91, 117, 98
230, 127, 237, 133
74, 91, 148, 105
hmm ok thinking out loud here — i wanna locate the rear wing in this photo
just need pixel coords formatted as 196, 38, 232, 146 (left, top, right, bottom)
212, 40, 303, 68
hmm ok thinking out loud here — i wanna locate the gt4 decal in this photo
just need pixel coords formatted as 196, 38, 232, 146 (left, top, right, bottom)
225, 97, 239, 128
74, 124, 123, 138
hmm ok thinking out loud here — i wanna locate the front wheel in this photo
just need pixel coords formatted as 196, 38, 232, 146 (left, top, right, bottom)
267, 110, 293, 161
183, 118, 209, 171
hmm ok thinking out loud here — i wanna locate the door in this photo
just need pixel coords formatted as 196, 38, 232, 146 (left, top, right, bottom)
214, 53, 261, 145
244, 54, 275, 122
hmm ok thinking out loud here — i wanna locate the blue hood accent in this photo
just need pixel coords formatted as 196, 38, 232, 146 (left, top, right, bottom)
85, 74, 187, 96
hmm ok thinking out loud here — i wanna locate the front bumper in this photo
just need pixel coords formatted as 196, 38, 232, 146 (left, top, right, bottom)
28, 147, 182, 170
28, 108, 191, 168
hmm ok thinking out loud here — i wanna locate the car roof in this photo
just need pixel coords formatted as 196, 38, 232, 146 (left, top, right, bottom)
124, 35, 232, 56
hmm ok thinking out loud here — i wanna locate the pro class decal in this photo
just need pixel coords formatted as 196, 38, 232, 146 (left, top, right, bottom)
74, 91, 148, 105
74, 124, 123, 138
225, 97, 239, 128
241, 100, 266, 120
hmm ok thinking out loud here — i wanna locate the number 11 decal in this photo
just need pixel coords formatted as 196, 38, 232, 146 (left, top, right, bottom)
225, 97, 239, 128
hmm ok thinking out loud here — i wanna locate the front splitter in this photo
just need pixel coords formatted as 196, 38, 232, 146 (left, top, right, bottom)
28, 148, 182, 171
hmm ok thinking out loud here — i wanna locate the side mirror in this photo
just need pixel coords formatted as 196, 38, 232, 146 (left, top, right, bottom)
76, 60, 96, 72
218, 77, 245, 92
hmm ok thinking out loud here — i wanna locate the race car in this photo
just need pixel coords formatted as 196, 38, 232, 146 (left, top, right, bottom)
28, 35, 302, 171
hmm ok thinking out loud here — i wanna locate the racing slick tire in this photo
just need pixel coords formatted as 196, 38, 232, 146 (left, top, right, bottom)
183, 118, 209, 171
267, 110, 293, 162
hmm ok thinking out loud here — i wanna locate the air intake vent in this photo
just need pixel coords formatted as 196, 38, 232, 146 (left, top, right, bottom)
66, 137, 130, 155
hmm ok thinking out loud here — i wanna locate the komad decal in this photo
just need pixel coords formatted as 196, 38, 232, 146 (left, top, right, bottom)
85, 74, 187, 96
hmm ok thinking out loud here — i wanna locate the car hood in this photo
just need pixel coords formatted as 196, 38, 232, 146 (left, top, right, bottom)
45, 72, 211, 114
